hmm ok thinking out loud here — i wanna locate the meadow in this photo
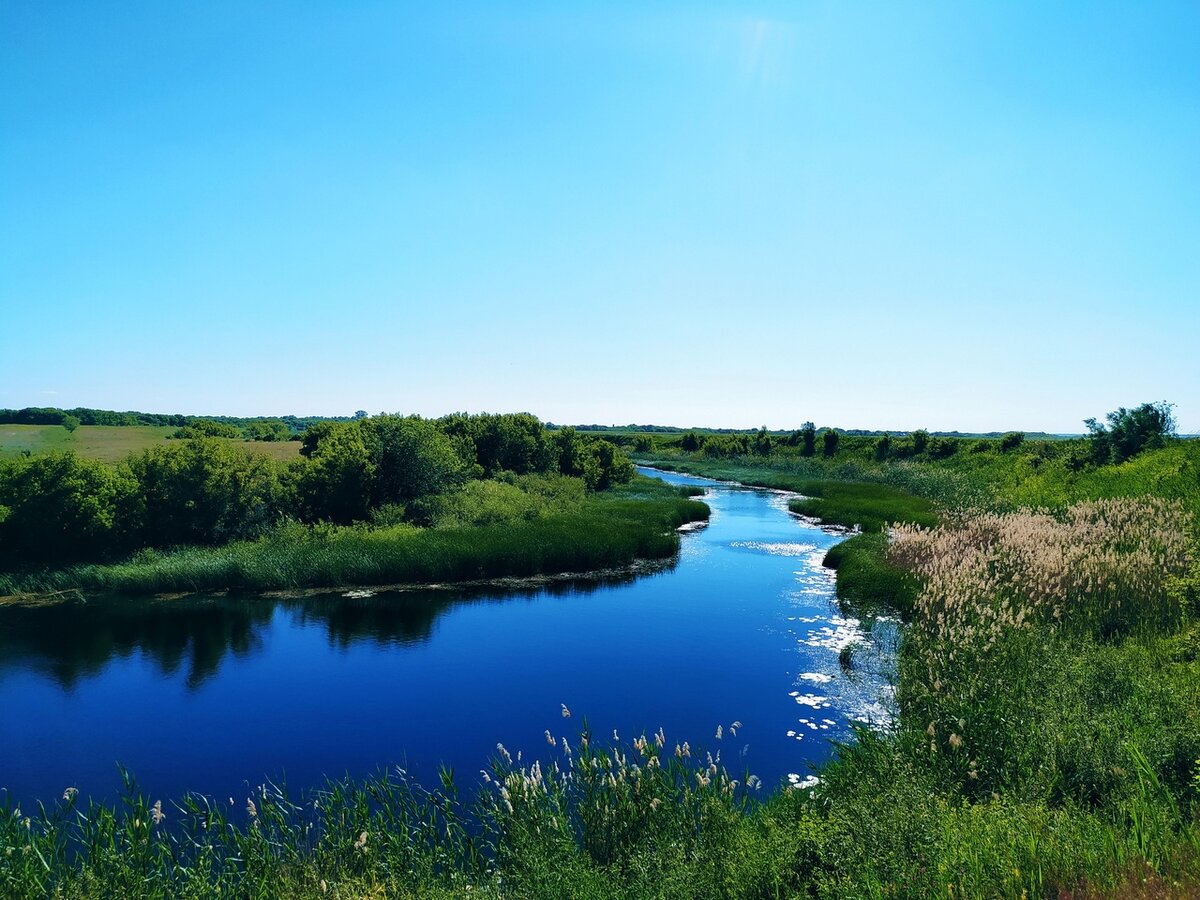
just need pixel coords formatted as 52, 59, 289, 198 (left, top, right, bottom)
0, 423, 301, 463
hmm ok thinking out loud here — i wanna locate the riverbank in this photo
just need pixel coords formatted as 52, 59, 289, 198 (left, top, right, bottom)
0, 475, 709, 599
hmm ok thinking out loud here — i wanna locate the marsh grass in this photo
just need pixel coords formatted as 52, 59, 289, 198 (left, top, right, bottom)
0, 726, 817, 900
5, 502, 708, 597
786, 481, 939, 532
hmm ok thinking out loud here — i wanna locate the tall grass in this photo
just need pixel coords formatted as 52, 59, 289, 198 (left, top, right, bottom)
2, 493, 709, 596
0, 725, 814, 900
787, 480, 939, 531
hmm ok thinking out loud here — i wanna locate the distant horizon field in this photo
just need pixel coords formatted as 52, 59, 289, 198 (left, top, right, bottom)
0, 424, 301, 463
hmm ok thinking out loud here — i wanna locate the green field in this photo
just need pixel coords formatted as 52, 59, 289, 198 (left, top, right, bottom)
0, 424, 300, 463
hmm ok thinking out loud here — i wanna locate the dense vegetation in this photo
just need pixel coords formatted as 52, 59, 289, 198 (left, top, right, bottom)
3, 403, 1199, 897
0, 414, 685, 596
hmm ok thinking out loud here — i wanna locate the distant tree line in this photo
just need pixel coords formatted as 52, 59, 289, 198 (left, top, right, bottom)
0, 413, 635, 571
0, 406, 364, 442
642, 403, 1178, 469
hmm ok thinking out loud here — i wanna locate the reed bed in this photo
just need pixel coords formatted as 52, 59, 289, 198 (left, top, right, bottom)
890, 497, 1192, 649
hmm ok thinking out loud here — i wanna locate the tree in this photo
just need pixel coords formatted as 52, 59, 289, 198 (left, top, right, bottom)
360, 415, 466, 506
438, 413, 552, 476
874, 434, 892, 462
998, 431, 1025, 452
553, 426, 586, 478
290, 423, 375, 523
680, 431, 702, 453
62, 415, 80, 433
0, 452, 134, 566
799, 422, 816, 457
910, 429, 929, 455
1085, 402, 1175, 465
122, 439, 283, 546
582, 439, 635, 491
822, 429, 839, 457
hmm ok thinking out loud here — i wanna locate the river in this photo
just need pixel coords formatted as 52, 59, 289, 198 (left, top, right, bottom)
0, 468, 894, 807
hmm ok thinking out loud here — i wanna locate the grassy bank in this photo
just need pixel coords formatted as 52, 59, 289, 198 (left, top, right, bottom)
1, 476, 708, 597
645, 460, 936, 620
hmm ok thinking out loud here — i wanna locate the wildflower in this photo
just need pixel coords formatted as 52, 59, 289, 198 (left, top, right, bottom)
926, 721, 936, 738
715, 725, 723, 740
246, 798, 257, 818
650, 798, 661, 811
62, 787, 77, 802
320, 880, 328, 894
545, 730, 556, 747
151, 800, 165, 825
496, 743, 512, 764
561, 704, 571, 719
655, 728, 665, 748
949, 733, 963, 751
354, 831, 368, 852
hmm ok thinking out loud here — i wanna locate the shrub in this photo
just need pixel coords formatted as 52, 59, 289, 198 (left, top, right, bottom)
998, 431, 1025, 452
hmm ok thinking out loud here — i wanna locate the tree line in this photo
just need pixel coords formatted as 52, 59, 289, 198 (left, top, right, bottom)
0, 414, 635, 571
660, 403, 1178, 467
0, 406, 362, 440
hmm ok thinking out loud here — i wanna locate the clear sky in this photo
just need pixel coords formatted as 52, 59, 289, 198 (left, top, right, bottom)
2, 2, 1197, 432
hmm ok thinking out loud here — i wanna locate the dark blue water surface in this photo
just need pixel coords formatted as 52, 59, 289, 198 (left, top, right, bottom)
0, 468, 893, 807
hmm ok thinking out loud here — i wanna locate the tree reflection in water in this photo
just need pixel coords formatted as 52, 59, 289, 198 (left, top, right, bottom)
0, 563, 672, 690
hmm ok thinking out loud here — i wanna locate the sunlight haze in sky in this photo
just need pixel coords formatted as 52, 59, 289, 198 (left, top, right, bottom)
2, 2, 1197, 432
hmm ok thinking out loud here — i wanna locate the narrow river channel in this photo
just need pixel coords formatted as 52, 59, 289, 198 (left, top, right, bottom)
0, 468, 894, 807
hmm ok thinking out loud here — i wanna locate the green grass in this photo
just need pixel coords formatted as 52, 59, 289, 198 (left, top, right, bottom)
0, 424, 300, 464
823, 532, 922, 619
2, 477, 709, 596
785, 480, 939, 531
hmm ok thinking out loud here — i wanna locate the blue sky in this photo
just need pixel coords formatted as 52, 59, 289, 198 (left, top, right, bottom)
2, 2, 1197, 432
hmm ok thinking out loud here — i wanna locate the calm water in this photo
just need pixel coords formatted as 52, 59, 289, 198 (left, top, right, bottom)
0, 468, 893, 807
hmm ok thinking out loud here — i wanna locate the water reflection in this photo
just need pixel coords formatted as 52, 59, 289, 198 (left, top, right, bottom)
0, 564, 673, 690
